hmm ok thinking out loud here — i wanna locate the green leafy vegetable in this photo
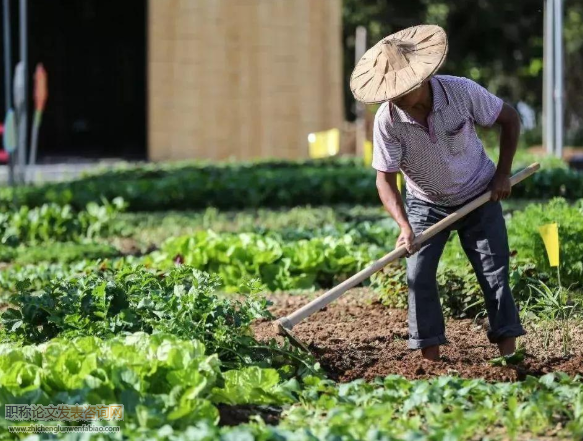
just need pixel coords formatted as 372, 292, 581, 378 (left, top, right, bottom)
0, 266, 313, 373
151, 231, 384, 292
0, 198, 125, 246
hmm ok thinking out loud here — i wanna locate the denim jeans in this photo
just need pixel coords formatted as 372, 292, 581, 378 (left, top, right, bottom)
405, 195, 526, 349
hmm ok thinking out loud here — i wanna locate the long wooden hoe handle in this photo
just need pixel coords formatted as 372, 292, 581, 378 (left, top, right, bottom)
276, 162, 540, 332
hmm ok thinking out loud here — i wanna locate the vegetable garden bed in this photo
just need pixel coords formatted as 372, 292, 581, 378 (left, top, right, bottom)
254, 289, 583, 382
1, 158, 582, 440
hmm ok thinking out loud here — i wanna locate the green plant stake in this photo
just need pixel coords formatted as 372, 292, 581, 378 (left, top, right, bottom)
3, 108, 17, 190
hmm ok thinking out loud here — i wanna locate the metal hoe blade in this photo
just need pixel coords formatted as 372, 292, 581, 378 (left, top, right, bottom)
274, 318, 310, 352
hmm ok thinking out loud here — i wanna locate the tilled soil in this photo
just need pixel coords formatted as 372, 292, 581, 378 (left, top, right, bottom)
253, 289, 583, 382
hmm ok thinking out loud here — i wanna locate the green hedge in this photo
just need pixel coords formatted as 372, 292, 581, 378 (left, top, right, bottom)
0, 165, 378, 211
1, 160, 581, 212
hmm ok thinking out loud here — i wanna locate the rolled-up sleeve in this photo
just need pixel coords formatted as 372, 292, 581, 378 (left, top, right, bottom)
462, 78, 504, 127
372, 107, 402, 173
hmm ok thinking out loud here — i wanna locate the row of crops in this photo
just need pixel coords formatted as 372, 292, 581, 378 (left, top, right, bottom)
1, 197, 582, 306
0, 158, 582, 439
0, 152, 581, 211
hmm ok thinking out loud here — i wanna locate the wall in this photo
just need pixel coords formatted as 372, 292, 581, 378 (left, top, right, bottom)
148, 0, 343, 161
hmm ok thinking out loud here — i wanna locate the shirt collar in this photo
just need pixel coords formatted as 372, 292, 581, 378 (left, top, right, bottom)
388, 76, 450, 124
431, 76, 450, 111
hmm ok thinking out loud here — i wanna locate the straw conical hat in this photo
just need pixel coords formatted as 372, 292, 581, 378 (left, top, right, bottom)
350, 25, 448, 104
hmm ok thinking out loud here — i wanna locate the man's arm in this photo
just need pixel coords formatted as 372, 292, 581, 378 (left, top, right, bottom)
376, 170, 418, 254
490, 103, 521, 201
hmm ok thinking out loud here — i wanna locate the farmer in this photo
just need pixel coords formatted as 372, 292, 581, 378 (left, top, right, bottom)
350, 25, 525, 361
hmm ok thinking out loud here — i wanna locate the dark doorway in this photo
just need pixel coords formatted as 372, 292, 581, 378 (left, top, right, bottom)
1, 0, 147, 162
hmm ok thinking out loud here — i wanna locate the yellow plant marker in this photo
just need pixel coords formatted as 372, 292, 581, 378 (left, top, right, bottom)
308, 128, 339, 159
363, 140, 402, 192
538, 223, 560, 267
363, 140, 373, 166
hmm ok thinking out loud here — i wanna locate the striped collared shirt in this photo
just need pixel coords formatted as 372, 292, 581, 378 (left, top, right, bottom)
372, 75, 503, 206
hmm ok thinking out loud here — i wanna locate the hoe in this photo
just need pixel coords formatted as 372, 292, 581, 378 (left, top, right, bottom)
275, 163, 541, 351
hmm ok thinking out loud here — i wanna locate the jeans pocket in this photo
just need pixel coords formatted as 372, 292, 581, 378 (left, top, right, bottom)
406, 199, 432, 232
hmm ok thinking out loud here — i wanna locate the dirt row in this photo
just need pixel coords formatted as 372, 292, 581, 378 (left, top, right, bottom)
254, 289, 583, 382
